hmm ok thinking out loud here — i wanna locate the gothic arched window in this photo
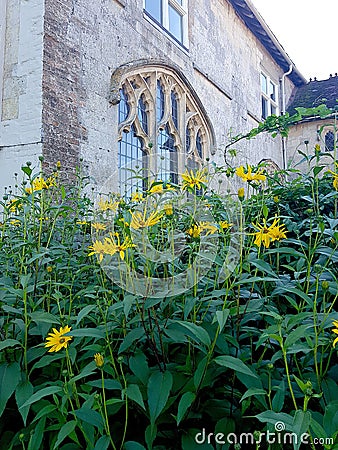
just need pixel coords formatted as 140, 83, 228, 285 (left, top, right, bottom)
117, 67, 213, 196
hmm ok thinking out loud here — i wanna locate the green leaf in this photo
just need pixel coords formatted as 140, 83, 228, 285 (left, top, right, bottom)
323, 401, 338, 437
21, 165, 33, 177
76, 305, 97, 325
32, 404, 57, 423
255, 410, 294, 430
174, 321, 211, 347
70, 361, 96, 383
292, 410, 311, 450
87, 379, 122, 390
145, 424, 157, 450
126, 384, 146, 410
53, 420, 77, 449
147, 370, 173, 427
28, 416, 45, 450
0, 362, 21, 416
15, 380, 33, 425
69, 328, 105, 339
124, 441, 147, 450
119, 328, 144, 353
0, 339, 22, 351
214, 356, 258, 378
129, 352, 149, 385
177, 392, 195, 425
215, 309, 230, 332
20, 386, 62, 409
193, 357, 208, 390
284, 325, 312, 349
313, 165, 325, 177
74, 407, 104, 431
262, 203, 269, 218
93, 436, 111, 450
240, 387, 266, 402
30, 311, 61, 324
272, 380, 285, 412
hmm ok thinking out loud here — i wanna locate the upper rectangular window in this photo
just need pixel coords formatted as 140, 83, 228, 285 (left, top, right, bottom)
144, 0, 188, 47
261, 73, 278, 119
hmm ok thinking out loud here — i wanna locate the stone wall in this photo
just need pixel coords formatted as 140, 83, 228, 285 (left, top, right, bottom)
0, 0, 299, 194
287, 119, 336, 171
38, 0, 298, 191
0, 0, 44, 194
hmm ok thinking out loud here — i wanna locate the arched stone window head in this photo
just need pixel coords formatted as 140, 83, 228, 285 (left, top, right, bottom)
110, 63, 215, 197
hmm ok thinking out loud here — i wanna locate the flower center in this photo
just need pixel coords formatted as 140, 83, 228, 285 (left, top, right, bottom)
59, 338, 65, 343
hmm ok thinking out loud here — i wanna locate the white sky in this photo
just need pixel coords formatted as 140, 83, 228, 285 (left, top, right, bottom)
250, 0, 338, 81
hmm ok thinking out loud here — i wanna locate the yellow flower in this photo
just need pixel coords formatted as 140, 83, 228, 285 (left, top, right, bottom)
130, 210, 163, 229
10, 219, 21, 227
187, 222, 218, 237
6, 198, 22, 212
148, 182, 175, 194
238, 188, 245, 200
88, 240, 108, 262
219, 221, 232, 230
92, 222, 107, 231
200, 222, 218, 235
328, 172, 338, 190
25, 176, 56, 194
252, 217, 287, 248
44, 325, 73, 352
163, 203, 173, 216
131, 192, 144, 202
103, 233, 134, 260
94, 353, 104, 367
235, 165, 266, 183
273, 196, 280, 203
56, 161, 61, 169
46, 266, 53, 273
76, 220, 87, 225
332, 320, 338, 347
181, 169, 208, 191
98, 199, 119, 212
187, 224, 202, 238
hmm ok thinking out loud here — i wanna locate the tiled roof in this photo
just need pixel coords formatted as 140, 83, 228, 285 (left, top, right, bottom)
228, 0, 306, 87
287, 75, 338, 115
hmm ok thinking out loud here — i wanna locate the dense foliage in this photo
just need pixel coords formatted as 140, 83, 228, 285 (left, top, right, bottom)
0, 125, 338, 450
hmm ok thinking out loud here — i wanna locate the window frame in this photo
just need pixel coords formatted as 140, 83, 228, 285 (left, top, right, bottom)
117, 67, 212, 196
260, 72, 279, 119
143, 0, 189, 48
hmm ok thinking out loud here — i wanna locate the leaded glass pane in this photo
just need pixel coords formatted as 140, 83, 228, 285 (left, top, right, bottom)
171, 91, 178, 129
119, 125, 144, 197
157, 124, 178, 183
157, 80, 165, 123
196, 130, 203, 158
325, 131, 335, 151
186, 126, 191, 153
138, 94, 148, 134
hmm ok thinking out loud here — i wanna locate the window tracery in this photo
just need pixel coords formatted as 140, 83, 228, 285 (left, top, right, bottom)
117, 67, 213, 196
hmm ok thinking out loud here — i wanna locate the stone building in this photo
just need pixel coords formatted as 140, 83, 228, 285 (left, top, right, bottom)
0, 0, 307, 195
286, 75, 338, 169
